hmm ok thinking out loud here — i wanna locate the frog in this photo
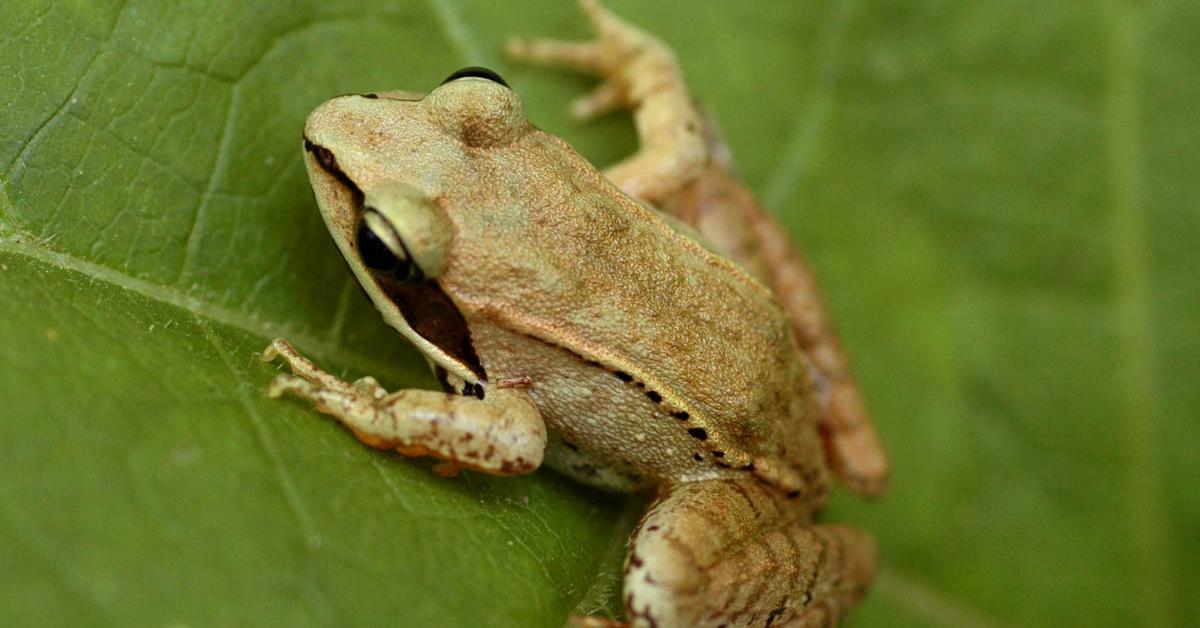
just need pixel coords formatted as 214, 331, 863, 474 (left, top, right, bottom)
261, 1, 888, 626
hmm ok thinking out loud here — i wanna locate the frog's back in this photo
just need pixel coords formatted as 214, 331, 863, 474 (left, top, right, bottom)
442, 131, 827, 493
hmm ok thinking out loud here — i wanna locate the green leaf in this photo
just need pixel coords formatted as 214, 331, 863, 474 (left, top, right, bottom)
1, 1, 1196, 627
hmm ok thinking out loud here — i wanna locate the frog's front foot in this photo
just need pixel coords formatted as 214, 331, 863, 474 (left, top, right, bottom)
261, 338, 548, 476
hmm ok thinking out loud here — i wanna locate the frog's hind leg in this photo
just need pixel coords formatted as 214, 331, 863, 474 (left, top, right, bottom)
261, 339, 546, 476
612, 479, 875, 628
657, 139, 890, 498
505, 0, 708, 204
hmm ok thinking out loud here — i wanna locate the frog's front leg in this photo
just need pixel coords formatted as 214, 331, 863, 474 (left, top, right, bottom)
261, 339, 545, 476
615, 479, 875, 628
505, 0, 707, 204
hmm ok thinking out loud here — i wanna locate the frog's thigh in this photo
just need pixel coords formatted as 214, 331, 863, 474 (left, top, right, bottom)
263, 341, 546, 475
622, 479, 875, 628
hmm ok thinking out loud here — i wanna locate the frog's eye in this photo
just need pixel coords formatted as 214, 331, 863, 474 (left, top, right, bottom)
427, 68, 527, 148
441, 66, 509, 88
356, 209, 421, 282
357, 182, 453, 280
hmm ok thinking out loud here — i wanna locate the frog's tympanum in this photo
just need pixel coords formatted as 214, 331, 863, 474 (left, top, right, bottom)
263, 2, 888, 625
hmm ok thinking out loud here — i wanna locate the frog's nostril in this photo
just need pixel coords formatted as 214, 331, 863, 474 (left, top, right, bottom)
304, 138, 337, 172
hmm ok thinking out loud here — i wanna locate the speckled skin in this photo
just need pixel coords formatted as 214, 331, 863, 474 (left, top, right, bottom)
263, 1, 886, 626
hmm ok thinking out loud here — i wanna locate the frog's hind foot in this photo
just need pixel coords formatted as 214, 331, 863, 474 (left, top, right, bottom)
505, 0, 707, 204
503, 1, 631, 122
504, 0, 641, 75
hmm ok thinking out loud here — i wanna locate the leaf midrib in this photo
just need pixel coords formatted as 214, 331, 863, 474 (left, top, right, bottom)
0, 229, 403, 380
1103, 2, 1174, 625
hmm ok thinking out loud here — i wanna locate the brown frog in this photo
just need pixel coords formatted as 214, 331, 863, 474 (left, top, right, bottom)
262, 1, 888, 625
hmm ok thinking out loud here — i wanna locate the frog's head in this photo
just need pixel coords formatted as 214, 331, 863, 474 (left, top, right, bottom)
300, 67, 533, 383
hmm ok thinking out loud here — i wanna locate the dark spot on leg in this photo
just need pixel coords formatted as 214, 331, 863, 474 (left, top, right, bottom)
687, 427, 708, 441
692, 453, 704, 462
561, 438, 579, 452
712, 450, 724, 458
614, 370, 633, 382
645, 390, 662, 403
361, 92, 379, 99
671, 410, 689, 420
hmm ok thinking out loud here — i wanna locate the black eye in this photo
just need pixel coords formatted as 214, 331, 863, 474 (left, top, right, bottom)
356, 210, 423, 282
356, 220, 399, 271
441, 66, 509, 88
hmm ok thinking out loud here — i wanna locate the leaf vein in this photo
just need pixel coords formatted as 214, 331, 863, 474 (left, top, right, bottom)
177, 88, 239, 285
427, 0, 488, 65
197, 318, 324, 550
1103, 2, 1175, 625
3, 48, 104, 181
875, 566, 1012, 628
762, 0, 855, 208
0, 229, 408, 381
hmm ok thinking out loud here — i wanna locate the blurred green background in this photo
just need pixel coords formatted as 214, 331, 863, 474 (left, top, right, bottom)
1, 1, 1196, 626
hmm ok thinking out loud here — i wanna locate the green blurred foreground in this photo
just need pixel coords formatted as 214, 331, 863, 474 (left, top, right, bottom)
1, 1, 1196, 626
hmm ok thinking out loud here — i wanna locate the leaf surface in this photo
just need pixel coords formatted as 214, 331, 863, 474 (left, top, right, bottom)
1, 1, 1196, 626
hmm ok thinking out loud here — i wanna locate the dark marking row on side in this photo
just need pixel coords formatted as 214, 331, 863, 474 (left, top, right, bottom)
504, 328, 759, 474
571, 462, 598, 478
